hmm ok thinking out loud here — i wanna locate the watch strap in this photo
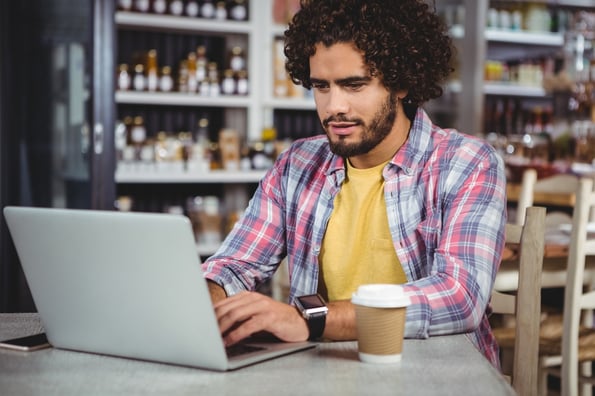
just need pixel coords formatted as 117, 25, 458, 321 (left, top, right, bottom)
307, 312, 326, 341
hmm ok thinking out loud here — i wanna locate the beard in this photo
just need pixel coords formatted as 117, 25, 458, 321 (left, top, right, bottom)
322, 92, 398, 158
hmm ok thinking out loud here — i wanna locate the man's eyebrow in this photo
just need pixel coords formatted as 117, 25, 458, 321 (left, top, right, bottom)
309, 76, 372, 85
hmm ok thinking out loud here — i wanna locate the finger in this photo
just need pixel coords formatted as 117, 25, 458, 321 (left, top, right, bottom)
215, 293, 269, 334
222, 316, 268, 346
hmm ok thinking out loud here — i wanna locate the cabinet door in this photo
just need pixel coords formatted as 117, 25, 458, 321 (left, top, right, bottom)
2, 0, 115, 211
0, 0, 115, 311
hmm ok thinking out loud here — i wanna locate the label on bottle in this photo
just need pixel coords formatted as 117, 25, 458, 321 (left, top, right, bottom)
237, 77, 248, 95
153, 0, 167, 14
118, 0, 133, 11
222, 77, 235, 95
159, 75, 173, 92
215, 5, 227, 20
170, 0, 184, 16
201, 2, 215, 18
231, 4, 247, 21
118, 70, 131, 91
147, 72, 158, 92
131, 125, 146, 144
134, 0, 150, 12
230, 55, 245, 72
186, 1, 199, 17
133, 74, 146, 91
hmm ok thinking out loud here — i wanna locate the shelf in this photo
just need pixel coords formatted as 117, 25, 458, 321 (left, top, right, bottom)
484, 83, 547, 97
448, 81, 547, 97
115, 91, 253, 107
485, 29, 564, 46
264, 97, 316, 110
449, 25, 564, 46
115, 168, 267, 184
115, 11, 253, 34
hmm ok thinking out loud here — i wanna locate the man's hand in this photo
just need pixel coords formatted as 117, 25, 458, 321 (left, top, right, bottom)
213, 291, 309, 346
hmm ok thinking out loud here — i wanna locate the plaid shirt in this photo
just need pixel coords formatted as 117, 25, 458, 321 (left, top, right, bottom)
203, 108, 507, 368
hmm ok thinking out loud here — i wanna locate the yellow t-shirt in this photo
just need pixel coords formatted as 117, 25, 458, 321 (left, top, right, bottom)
319, 159, 407, 301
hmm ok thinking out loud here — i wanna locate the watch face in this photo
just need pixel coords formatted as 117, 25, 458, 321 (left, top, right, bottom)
297, 294, 325, 309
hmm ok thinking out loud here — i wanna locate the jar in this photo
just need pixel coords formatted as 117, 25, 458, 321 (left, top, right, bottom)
117, 64, 131, 91
169, 0, 184, 16
221, 69, 236, 95
186, 0, 199, 17
132, 64, 146, 91
230, 0, 247, 21
152, 0, 167, 14
146, 49, 159, 92
159, 66, 173, 92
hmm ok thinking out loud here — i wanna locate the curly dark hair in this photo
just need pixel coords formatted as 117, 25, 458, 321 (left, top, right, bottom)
284, 0, 454, 106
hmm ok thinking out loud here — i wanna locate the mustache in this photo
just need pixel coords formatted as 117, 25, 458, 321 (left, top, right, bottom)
322, 115, 363, 128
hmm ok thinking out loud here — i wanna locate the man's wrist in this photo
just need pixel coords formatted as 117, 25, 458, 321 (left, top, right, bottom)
295, 294, 328, 341
206, 280, 227, 303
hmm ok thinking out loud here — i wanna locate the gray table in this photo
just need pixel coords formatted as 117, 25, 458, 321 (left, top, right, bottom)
0, 313, 515, 395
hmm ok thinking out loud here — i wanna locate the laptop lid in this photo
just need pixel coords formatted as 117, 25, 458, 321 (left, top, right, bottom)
3, 206, 313, 371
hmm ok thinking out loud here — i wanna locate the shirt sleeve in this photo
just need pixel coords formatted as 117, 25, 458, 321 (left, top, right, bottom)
201, 162, 288, 296
402, 141, 507, 339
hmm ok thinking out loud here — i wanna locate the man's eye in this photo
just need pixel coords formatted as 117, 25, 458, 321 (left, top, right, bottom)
346, 83, 364, 90
312, 83, 329, 91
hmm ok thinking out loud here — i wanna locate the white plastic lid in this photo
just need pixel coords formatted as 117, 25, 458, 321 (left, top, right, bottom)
351, 284, 411, 308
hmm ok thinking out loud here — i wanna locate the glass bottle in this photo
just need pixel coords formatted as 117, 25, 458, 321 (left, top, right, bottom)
230, 0, 247, 21
236, 70, 248, 95
195, 45, 208, 84
207, 62, 220, 96
159, 66, 173, 92
221, 69, 236, 95
214, 1, 227, 20
194, 115, 210, 148
118, 0, 133, 11
117, 64, 131, 91
152, 0, 167, 14
229, 46, 245, 72
146, 49, 159, 92
177, 60, 189, 93
186, 0, 199, 17
134, 0, 150, 12
133, 64, 146, 91
123, 116, 134, 145
169, 0, 184, 16
187, 52, 198, 93
200, 0, 215, 19
114, 120, 128, 162
130, 116, 147, 161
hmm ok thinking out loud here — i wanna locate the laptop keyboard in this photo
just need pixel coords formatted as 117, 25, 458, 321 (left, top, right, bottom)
226, 343, 267, 358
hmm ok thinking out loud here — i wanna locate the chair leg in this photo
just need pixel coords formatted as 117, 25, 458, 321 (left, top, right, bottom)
579, 362, 592, 396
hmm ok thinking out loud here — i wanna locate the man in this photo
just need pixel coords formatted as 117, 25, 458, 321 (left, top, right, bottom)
203, 0, 507, 368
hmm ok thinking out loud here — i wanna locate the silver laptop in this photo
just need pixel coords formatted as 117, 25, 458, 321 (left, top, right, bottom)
3, 206, 314, 371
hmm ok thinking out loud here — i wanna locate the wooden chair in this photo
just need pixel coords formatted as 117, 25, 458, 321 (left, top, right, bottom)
492, 206, 546, 396
538, 177, 595, 396
515, 168, 577, 227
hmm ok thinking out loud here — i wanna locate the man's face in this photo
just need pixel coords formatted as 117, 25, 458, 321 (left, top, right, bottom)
309, 42, 405, 167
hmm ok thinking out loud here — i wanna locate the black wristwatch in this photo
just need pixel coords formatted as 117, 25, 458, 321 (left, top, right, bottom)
295, 294, 328, 341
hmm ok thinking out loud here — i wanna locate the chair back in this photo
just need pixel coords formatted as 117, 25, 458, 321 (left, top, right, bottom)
516, 169, 580, 225
492, 206, 546, 396
560, 177, 595, 396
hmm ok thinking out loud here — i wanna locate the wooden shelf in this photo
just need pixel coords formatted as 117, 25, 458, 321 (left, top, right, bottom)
115, 91, 253, 107
115, 11, 253, 34
449, 25, 564, 46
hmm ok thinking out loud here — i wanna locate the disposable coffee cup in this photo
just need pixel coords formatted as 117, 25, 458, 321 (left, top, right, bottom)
351, 284, 410, 364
